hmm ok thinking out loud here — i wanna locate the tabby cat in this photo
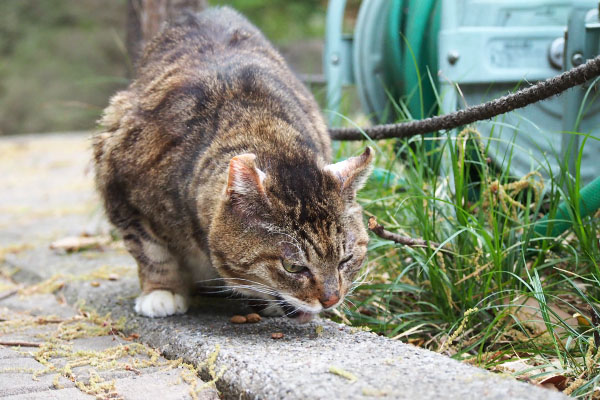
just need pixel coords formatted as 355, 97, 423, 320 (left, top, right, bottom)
93, 7, 373, 321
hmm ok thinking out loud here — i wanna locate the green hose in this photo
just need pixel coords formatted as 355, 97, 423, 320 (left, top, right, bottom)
534, 176, 600, 236
401, 0, 439, 119
352, 0, 600, 238
384, 0, 440, 120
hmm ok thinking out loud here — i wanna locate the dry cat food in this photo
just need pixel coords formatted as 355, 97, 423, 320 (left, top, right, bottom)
230, 313, 262, 324
230, 315, 247, 324
245, 313, 261, 323
271, 332, 284, 340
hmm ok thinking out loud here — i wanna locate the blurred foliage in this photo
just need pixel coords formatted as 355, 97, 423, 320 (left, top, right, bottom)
0, 0, 326, 135
0, 0, 129, 135
210, 0, 326, 45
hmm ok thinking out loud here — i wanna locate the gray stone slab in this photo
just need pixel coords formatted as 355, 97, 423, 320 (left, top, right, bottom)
0, 348, 22, 360
113, 369, 219, 400
0, 329, 54, 345
2, 388, 94, 399
0, 294, 76, 320
0, 358, 72, 396
70, 336, 128, 352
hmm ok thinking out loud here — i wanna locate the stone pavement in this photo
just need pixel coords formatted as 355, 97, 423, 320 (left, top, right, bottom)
0, 276, 218, 399
0, 133, 568, 399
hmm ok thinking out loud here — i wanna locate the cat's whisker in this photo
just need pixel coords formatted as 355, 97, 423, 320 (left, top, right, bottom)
199, 283, 281, 300
196, 276, 268, 286
225, 284, 280, 297
268, 228, 301, 248
351, 269, 372, 286
282, 306, 302, 318
348, 274, 372, 294
221, 278, 279, 293
275, 240, 303, 258
344, 298, 356, 309
195, 277, 281, 296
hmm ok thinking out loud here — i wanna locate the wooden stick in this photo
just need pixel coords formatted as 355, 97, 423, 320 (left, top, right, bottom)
0, 289, 18, 301
0, 341, 41, 347
368, 217, 450, 252
591, 306, 599, 348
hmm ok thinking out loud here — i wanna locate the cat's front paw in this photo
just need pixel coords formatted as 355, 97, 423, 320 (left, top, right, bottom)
134, 290, 188, 318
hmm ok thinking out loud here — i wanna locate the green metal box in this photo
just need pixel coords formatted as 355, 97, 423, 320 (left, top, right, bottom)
439, 0, 600, 184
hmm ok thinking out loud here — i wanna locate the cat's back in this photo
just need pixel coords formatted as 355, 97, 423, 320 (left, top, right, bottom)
95, 6, 328, 167
94, 6, 330, 237
139, 7, 282, 78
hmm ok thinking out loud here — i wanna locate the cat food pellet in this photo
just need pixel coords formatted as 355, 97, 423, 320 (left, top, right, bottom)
108, 274, 119, 281
230, 315, 247, 324
245, 313, 261, 323
90, 281, 100, 287
271, 332, 284, 339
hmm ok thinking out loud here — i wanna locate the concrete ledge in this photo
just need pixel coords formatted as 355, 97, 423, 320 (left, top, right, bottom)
60, 277, 566, 400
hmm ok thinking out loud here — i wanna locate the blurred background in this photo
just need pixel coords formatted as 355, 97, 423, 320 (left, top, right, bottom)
0, 0, 338, 136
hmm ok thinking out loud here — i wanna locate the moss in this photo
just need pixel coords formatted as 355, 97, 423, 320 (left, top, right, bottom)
328, 366, 358, 382
349, 326, 371, 334
1, 292, 221, 398
178, 344, 225, 400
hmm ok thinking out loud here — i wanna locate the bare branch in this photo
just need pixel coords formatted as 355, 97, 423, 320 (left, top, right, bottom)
0, 289, 18, 301
368, 217, 451, 253
0, 341, 41, 348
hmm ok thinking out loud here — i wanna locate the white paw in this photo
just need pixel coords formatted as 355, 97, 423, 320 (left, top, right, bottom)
134, 290, 188, 318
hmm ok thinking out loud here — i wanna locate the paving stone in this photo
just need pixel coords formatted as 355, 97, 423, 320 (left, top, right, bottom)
0, 358, 73, 396
0, 294, 76, 320
70, 335, 128, 352
0, 348, 22, 360
2, 387, 93, 399
113, 369, 219, 400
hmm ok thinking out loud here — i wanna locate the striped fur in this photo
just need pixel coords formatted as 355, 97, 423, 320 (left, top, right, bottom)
93, 7, 373, 319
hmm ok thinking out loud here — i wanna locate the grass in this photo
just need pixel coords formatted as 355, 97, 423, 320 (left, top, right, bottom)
330, 108, 600, 397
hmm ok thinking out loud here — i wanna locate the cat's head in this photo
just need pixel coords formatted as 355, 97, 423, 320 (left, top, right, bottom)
208, 147, 373, 322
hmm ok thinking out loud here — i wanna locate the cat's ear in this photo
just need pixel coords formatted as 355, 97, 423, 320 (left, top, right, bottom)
324, 146, 373, 197
226, 153, 267, 198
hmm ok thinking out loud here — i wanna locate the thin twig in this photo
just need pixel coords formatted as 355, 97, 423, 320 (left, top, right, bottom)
368, 217, 450, 253
591, 306, 599, 349
0, 289, 18, 301
36, 318, 64, 325
0, 341, 41, 347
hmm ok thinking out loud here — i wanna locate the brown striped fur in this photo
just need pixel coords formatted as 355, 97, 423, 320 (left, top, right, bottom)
93, 7, 373, 319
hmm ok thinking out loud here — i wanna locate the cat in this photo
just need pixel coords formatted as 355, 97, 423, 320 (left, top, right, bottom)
93, 7, 373, 322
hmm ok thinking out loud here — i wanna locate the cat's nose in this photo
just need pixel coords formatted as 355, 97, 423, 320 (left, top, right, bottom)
319, 292, 340, 309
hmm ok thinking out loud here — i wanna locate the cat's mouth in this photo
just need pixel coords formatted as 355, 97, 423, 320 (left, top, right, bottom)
248, 295, 318, 323
276, 295, 319, 323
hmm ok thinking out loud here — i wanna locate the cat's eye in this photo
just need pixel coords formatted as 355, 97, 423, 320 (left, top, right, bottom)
282, 259, 308, 274
339, 254, 353, 269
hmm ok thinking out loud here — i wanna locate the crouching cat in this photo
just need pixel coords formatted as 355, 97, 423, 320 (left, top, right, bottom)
93, 7, 373, 322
